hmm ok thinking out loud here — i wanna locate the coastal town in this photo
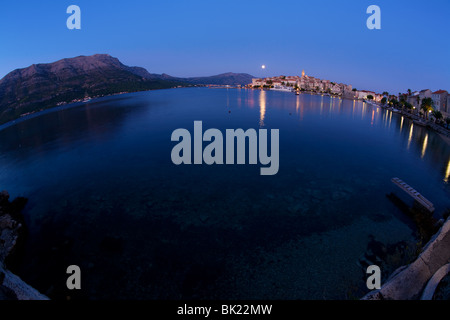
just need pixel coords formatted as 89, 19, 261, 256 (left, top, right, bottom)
247, 70, 450, 137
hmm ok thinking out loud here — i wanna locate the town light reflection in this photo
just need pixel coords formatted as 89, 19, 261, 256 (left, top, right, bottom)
352, 100, 355, 119
444, 159, 450, 183
259, 90, 266, 128
407, 123, 414, 150
421, 134, 428, 159
389, 111, 392, 128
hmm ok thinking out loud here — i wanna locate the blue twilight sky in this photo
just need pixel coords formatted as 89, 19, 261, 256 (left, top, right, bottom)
0, 0, 449, 94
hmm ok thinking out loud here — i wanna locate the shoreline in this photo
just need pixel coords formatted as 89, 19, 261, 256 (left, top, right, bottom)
0, 191, 48, 300
369, 102, 450, 145
253, 87, 450, 143
0, 86, 189, 132
363, 216, 450, 300
4, 87, 450, 146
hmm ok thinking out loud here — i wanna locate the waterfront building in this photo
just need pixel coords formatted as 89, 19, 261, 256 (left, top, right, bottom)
252, 78, 263, 87
446, 95, 450, 117
432, 90, 448, 112
251, 70, 365, 100
407, 91, 421, 109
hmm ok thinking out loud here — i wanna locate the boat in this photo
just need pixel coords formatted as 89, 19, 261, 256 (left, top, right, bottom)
82, 91, 92, 103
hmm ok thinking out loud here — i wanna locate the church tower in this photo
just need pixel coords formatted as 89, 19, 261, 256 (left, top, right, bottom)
302, 70, 305, 77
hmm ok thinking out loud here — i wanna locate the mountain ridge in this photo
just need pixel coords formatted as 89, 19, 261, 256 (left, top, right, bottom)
0, 54, 254, 125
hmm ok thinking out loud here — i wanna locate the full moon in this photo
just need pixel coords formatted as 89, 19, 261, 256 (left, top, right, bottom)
261, 65, 266, 69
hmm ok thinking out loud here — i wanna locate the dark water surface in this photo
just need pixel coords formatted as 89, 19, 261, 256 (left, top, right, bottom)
0, 88, 449, 299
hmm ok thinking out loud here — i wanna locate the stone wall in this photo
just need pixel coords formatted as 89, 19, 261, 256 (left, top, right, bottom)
363, 217, 450, 300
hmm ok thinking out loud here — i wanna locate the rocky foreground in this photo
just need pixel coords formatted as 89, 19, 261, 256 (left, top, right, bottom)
0, 191, 48, 300
1, 186, 449, 300
363, 215, 450, 300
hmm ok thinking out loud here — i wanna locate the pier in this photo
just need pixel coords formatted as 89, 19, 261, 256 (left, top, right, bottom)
391, 177, 435, 213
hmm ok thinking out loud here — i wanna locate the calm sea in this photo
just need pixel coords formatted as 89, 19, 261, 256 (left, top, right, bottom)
0, 88, 449, 299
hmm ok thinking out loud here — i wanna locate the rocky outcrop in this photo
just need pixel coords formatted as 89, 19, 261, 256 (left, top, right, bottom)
0, 262, 49, 300
363, 217, 450, 300
0, 191, 49, 300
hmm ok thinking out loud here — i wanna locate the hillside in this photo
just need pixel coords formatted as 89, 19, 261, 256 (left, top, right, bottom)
0, 54, 182, 124
146, 72, 254, 86
0, 54, 254, 125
